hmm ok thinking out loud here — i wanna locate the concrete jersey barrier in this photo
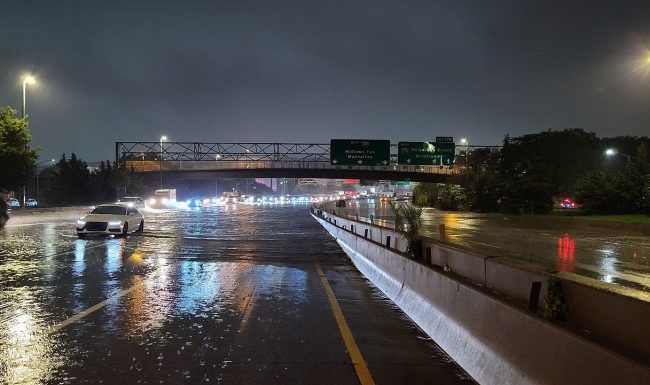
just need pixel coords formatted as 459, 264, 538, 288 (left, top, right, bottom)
312, 209, 650, 385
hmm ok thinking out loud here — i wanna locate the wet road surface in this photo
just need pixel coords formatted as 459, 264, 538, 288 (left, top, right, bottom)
339, 200, 650, 298
0, 205, 473, 385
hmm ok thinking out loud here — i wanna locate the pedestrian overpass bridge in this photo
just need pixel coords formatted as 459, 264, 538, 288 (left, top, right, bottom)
115, 141, 483, 182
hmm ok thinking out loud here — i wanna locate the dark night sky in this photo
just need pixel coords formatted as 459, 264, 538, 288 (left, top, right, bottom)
1, 0, 649, 161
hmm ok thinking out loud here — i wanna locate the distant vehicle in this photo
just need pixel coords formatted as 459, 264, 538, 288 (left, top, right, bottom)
7, 198, 20, 207
560, 198, 576, 209
224, 191, 239, 204
118, 196, 145, 208
335, 199, 346, 207
76, 204, 144, 238
185, 196, 204, 208
148, 189, 177, 208
26, 199, 38, 207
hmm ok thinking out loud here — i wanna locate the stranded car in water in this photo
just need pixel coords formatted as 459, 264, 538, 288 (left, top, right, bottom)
76, 204, 144, 238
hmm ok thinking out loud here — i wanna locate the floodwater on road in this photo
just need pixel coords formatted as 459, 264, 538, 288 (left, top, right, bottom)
0, 204, 473, 385
340, 199, 650, 298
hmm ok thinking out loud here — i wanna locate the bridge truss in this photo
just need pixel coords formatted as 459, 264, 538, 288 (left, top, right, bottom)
115, 141, 499, 180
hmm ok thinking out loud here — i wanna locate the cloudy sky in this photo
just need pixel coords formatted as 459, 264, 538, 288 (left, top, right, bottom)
1, 0, 649, 161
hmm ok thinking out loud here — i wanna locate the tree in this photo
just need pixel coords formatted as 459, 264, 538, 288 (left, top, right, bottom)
462, 148, 501, 212
0, 107, 37, 192
47, 154, 93, 205
412, 183, 438, 207
436, 185, 467, 211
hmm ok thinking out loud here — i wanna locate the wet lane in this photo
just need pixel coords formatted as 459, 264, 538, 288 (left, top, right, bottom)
339, 199, 650, 297
0, 205, 473, 384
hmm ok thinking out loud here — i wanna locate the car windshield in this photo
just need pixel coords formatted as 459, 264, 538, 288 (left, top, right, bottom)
91, 205, 127, 215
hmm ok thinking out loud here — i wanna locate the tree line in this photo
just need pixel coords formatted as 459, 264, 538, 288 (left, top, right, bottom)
413, 129, 650, 215
42, 154, 145, 205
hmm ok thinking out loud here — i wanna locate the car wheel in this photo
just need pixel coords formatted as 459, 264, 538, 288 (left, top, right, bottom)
137, 220, 144, 233
77, 233, 87, 239
121, 223, 128, 236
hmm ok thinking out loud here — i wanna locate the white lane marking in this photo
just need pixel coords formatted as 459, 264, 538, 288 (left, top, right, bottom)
48, 279, 144, 334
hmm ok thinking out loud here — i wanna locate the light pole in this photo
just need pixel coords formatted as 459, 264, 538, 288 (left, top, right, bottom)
215, 154, 221, 197
604, 148, 631, 173
159, 136, 167, 189
459, 138, 469, 170
35, 158, 55, 203
21, 74, 36, 208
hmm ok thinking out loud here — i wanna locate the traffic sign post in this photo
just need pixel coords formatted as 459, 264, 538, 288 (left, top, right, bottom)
330, 139, 390, 166
398, 141, 455, 165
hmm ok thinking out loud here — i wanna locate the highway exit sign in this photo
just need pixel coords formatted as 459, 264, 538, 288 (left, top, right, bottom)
330, 139, 390, 166
398, 141, 456, 165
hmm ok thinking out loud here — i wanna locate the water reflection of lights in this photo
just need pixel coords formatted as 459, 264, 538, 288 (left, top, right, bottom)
176, 262, 222, 314
556, 234, 575, 273
73, 239, 86, 277
43, 223, 57, 258
0, 291, 60, 385
601, 256, 616, 284
103, 238, 126, 331
104, 238, 125, 276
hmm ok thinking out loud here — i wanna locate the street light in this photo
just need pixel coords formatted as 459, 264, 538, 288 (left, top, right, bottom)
22, 74, 36, 119
160, 136, 167, 189
459, 138, 469, 171
21, 74, 36, 208
604, 148, 631, 172
35, 158, 55, 203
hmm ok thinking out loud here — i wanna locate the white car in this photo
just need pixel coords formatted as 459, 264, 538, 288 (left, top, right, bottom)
76, 204, 144, 238
118, 196, 146, 208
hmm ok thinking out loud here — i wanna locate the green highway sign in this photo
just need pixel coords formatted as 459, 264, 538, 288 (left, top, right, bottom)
330, 139, 390, 166
435, 136, 454, 143
390, 180, 412, 186
398, 141, 456, 165
434, 142, 456, 165
398, 142, 436, 165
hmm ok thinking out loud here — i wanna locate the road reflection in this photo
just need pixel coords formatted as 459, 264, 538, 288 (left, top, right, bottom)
344, 201, 650, 294
557, 234, 575, 272
0, 288, 62, 385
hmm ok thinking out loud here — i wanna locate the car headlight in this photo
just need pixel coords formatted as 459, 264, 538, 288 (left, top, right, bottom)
108, 221, 122, 226
161, 198, 169, 204
149, 198, 156, 205
77, 219, 86, 226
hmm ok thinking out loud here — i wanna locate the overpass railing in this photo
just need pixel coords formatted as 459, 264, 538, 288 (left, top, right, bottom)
116, 141, 499, 175
123, 159, 461, 175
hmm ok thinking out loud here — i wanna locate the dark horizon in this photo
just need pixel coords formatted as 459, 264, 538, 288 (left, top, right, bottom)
2, 0, 650, 162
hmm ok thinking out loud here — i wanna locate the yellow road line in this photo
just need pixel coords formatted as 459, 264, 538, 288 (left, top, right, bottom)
316, 263, 375, 385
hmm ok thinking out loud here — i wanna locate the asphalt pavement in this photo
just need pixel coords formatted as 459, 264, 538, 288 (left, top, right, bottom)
0, 205, 473, 385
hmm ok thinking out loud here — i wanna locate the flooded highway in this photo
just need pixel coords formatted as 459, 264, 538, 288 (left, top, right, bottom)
340, 200, 650, 298
0, 205, 473, 385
